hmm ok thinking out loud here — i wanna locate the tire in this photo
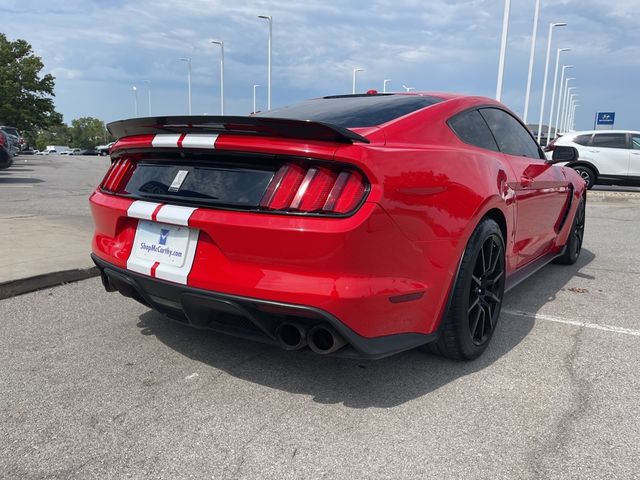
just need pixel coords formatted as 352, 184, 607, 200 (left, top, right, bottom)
572, 165, 595, 189
554, 196, 585, 265
428, 218, 506, 361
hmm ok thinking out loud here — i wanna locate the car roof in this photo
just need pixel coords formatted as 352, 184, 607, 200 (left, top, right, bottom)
564, 129, 640, 136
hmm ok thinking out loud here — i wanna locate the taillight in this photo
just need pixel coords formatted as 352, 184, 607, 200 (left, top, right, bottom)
260, 163, 367, 215
0, 134, 5, 147
100, 158, 136, 193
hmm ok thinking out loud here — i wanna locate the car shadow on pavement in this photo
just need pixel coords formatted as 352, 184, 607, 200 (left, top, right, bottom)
0, 177, 44, 184
136, 248, 595, 409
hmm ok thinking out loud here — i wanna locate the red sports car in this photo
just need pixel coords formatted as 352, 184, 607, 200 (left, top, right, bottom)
90, 92, 586, 360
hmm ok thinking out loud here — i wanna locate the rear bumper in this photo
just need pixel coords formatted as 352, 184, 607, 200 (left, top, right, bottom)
93, 254, 437, 359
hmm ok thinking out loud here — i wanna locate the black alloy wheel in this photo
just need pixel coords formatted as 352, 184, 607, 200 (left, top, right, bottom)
468, 235, 505, 346
554, 197, 586, 265
428, 218, 506, 360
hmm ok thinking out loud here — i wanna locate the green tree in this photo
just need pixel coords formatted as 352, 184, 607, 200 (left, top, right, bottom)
0, 33, 62, 134
34, 124, 72, 151
70, 117, 108, 149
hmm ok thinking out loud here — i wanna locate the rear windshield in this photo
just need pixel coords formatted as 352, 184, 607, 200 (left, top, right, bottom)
259, 94, 443, 128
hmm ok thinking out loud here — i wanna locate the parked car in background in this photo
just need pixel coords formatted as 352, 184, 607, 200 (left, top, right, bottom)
546, 130, 640, 188
74, 148, 100, 156
0, 130, 16, 169
0, 126, 24, 151
62, 148, 82, 155
91, 92, 586, 361
96, 141, 115, 156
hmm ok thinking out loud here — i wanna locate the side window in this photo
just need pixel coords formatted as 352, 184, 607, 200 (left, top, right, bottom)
591, 133, 628, 149
572, 134, 593, 146
479, 108, 542, 159
448, 110, 499, 152
631, 135, 640, 150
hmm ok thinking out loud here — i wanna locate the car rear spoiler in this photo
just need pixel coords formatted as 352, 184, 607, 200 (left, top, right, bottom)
107, 116, 370, 144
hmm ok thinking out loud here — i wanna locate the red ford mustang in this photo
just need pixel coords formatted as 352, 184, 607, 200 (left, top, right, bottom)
90, 92, 586, 360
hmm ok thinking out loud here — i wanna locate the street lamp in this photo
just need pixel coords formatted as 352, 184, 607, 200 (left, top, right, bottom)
537, 22, 567, 143
132, 86, 138, 117
554, 66, 573, 135
570, 103, 580, 131
210, 40, 225, 115
565, 93, 579, 132
523, 0, 540, 123
558, 77, 575, 133
383, 79, 391, 93
258, 15, 272, 110
179, 58, 192, 115
561, 87, 576, 133
547, 47, 571, 140
402, 85, 414, 92
352, 68, 364, 94
142, 80, 151, 116
252, 84, 260, 114
495, 0, 511, 101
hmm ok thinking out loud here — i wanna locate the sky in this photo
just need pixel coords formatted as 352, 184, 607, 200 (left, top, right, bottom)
3, 0, 639, 131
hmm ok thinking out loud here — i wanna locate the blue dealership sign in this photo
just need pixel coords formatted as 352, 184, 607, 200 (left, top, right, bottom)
596, 112, 615, 126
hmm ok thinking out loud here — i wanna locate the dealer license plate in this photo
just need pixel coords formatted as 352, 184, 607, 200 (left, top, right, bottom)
132, 220, 193, 268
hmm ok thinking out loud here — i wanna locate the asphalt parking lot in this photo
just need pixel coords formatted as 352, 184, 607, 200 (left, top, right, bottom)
1, 156, 640, 479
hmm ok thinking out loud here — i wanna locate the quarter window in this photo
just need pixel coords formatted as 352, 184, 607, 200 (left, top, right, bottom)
591, 133, 627, 149
632, 135, 640, 150
572, 134, 592, 146
479, 108, 542, 159
448, 110, 499, 152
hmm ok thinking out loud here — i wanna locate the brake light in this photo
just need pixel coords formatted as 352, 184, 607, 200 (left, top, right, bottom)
260, 163, 367, 214
100, 158, 136, 193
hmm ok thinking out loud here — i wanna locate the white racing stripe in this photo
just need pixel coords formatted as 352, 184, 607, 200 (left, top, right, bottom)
181, 133, 218, 149
125, 200, 200, 285
152, 134, 182, 148
155, 204, 197, 226
127, 200, 161, 220
502, 309, 640, 337
154, 229, 200, 284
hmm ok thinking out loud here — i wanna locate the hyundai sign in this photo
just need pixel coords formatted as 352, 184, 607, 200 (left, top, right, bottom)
596, 112, 615, 126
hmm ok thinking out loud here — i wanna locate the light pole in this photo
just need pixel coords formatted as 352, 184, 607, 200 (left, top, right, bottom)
252, 84, 260, 114
132, 86, 138, 117
210, 40, 225, 115
383, 79, 391, 93
554, 67, 573, 135
179, 58, 192, 115
565, 94, 579, 132
143, 80, 151, 116
558, 77, 575, 133
561, 87, 576, 133
495, 0, 511, 101
352, 68, 364, 94
258, 15, 272, 110
523, 0, 540, 123
547, 47, 571, 140
570, 103, 580, 131
537, 22, 567, 143
402, 85, 414, 92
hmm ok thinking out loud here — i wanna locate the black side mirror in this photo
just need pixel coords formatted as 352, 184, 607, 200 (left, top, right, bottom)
548, 145, 579, 164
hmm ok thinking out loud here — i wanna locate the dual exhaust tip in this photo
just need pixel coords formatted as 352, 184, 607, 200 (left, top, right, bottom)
276, 322, 346, 354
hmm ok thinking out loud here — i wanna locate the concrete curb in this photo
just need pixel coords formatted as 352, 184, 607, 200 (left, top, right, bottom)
588, 191, 640, 203
0, 267, 100, 300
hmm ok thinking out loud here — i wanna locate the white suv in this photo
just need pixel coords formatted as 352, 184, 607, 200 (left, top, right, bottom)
545, 130, 640, 189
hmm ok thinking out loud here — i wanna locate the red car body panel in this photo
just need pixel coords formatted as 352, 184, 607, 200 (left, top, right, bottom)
90, 93, 586, 357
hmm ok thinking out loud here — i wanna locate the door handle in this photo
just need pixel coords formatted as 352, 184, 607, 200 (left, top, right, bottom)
588, 150, 600, 153
632, 152, 640, 156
